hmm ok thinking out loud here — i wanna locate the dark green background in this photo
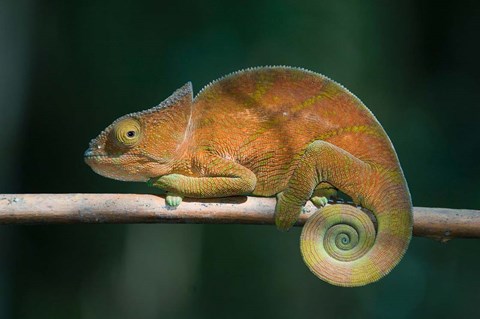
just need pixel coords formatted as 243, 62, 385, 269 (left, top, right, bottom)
1, 0, 479, 318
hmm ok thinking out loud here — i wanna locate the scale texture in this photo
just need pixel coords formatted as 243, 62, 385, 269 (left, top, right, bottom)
85, 66, 413, 286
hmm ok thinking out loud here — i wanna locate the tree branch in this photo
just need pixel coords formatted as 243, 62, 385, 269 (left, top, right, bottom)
1, 194, 479, 241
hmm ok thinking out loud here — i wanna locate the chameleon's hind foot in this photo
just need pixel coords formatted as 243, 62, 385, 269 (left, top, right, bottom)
275, 192, 303, 231
166, 194, 183, 207
311, 196, 328, 208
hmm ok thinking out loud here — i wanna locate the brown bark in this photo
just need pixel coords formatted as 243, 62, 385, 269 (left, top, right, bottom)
0, 194, 478, 241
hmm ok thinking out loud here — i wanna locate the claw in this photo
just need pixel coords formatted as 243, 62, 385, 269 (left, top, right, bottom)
166, 194, 183, 207
311, 196, 328, 208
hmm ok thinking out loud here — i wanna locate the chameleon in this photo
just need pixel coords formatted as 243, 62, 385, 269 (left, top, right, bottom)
84, 66, 412, 287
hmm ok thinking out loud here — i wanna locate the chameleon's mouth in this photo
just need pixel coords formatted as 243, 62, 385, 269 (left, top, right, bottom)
84, 148, 104, 158
84, 150, 151, 182
83, 148, 113, 165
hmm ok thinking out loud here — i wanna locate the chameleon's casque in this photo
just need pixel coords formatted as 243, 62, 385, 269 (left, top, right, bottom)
85, 66, 413, 286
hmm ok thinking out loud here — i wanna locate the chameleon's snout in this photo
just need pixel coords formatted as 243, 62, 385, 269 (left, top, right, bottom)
83, 146, 107, 164
84, 148, 94, 158
84, 140, 107, 160
84, 147, 103, 160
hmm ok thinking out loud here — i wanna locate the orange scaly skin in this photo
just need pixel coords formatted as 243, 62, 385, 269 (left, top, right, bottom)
85, 66, 413, 286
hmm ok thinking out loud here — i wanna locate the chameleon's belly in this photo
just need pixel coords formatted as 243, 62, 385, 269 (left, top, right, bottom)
239, 122, 401, 197
239, 137, 307, 197
249, 161, 293, 197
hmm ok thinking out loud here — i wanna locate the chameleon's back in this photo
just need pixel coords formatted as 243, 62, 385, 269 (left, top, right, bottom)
194, 67, 405, 195
193, 67, 412, 286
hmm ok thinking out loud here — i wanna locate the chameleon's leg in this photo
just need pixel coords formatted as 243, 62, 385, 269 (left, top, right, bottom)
275, 140, 371, 229
275, 140, 412, 286
310, 182, 337, 208
149, 154, 256, 206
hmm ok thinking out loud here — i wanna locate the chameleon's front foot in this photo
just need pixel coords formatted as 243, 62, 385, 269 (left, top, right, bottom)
166, 194, 183, 207
275, 192, 303, 231
148, 175, 185, 207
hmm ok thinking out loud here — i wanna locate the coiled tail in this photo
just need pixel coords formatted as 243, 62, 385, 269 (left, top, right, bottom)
300, 189, 412, 287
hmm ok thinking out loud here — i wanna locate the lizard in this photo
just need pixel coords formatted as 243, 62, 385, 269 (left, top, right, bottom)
84, 66, 413, 287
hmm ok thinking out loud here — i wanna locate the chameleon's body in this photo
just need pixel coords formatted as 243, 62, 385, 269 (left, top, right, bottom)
85, 66, 412, 286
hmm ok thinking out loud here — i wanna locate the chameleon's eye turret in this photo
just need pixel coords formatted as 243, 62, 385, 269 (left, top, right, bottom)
113, 118, 142, 147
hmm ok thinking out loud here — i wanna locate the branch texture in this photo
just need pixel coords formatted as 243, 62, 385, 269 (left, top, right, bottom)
1, 194, 479, 241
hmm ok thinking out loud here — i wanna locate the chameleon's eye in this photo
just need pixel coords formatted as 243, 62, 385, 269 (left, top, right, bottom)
114, 118, 142, 147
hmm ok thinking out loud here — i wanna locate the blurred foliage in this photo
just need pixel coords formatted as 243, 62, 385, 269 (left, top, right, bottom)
1, 0, 479, 318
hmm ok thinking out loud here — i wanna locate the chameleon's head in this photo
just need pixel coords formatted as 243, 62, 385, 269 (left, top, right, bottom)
84, 82, 193, 182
